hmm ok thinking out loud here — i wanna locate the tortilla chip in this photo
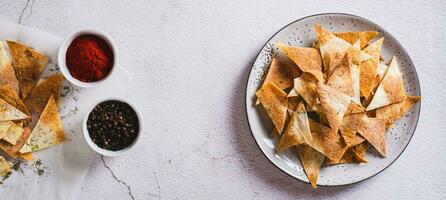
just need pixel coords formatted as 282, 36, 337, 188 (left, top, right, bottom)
351, 134, 366, 147
333, 31, 379, 49
24, 73, 64, 114
0, 41, 20, 95
315, 24, 351, 73
278, 43, 324, 82
316, 82, 351, 130
325, 148, 355, 165
297, 144, 325, 188
340, 112, 365, 147
293, 73, 318, 108
0, 121, 11, 136
374, 61, 389, 89
256, 83, 288, 134
326, 141, 368, 165
263, 58, 300, 90
287, 96, 301, 114
309, 119, 348, 162
0, 84, 30, 116
20, 153, 33, 161
7, 40, 49, 98
357, 117, 386, 157
347, 41, 364, 104
367, 57, 405, 111
376, 96, 420, 127
0, 97, 29, 121
352, 142, 368, 163
0, 127, 30, 159
345, 101, 365, 115
359, 38, 384, 99
0, 156, 10, 174
20, 96, 65, 153
327, 54, 354, 97
277, 103, 312, 152
2, 121, 24, 145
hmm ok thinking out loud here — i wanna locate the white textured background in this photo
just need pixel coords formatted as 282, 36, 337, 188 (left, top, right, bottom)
1, 0, 446, 199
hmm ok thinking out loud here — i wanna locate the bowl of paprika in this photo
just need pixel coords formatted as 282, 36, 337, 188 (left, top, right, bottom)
58, 29, 118, 88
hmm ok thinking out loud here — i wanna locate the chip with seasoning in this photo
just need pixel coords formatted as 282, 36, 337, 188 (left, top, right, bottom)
7, 40, 49, 98
255, 24, 421, 188
0, 39, 67, 186
20, 96, 65, 153
0, 156, 10, 174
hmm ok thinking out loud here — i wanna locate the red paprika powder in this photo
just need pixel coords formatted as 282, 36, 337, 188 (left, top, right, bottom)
66, 35, 114, 82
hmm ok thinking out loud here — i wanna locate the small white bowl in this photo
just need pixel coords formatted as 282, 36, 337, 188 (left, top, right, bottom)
82, 97, 143, 157
58, 29, 118, 88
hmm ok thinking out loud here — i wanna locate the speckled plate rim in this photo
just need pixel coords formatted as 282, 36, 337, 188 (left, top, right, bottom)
244, 13, 421, 187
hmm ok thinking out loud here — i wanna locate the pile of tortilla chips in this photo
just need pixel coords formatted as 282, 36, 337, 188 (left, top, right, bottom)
0, 40, 65, 175
256, 24, 421, 188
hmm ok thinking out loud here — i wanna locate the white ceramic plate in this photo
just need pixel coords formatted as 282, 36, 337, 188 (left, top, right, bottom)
245, 13, 421, 187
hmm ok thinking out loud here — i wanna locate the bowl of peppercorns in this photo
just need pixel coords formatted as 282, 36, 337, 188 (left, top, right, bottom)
83, 97, 142, 157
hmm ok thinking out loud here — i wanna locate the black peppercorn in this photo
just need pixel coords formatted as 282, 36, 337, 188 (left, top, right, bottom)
87, 100, 139, 151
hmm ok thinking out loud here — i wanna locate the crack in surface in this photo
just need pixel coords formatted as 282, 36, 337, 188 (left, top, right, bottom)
18, 0, 35, 25
101, 156, 135, 200
153, 172, 161, 200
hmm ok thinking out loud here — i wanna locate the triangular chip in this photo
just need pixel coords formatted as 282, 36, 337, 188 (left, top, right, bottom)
0, 122, 11, 139
0, 127, 30, 159
340, 112, 365, 147
0, 156, 10, 174
7, 40, 49, 97
327, 54, 354, 97
347, 41, 364, 104
325, 148, 356, 165
0, 98, 29, 121
359, 38, 384, 99
351, 142, 368, 163
277, 43, 324, 82
351, 134, 366, 147
292, 73, 318, 108
315, 24, 351, 73
346, 40, 371, 65
309, 119, 348, 162
256, 83, 288, 134
316, 82, 351, 129
256, 58, 299, 105
286, 96, 301, 114
333, 31, 379, 49
297, 145, 325, 188
2, 121, 24, 145
325, 142, 368, 165
315, 24, 370, 77
20, 152, 33, 161
0, 84, 30, 116
0, 41, 20, 95
277, 103, 311, 152
262, 58, 300, 90
357, 117, 386, 157
345, 101, 365, 115
374, 61, 389, 88
20, 96, 65, 153
362, 61, 390, 106
366, 57, 405, 111
376, 96, 421, 127
24, 73, 64, 114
